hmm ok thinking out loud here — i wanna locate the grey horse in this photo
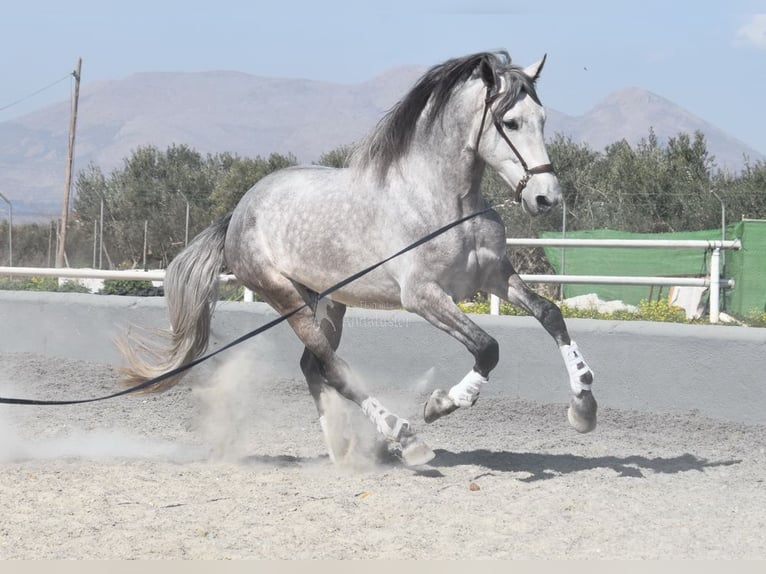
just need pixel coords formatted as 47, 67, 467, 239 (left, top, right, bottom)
119, 50, 597, 466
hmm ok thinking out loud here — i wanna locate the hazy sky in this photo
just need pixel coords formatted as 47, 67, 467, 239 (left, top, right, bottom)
1, 0, 765, 154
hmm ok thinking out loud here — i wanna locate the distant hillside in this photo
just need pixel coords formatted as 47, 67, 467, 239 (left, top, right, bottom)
0, 68, 761, 219
546, 87, 759, 169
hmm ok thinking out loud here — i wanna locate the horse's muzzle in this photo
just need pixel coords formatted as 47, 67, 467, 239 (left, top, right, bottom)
521, 176, 561, 215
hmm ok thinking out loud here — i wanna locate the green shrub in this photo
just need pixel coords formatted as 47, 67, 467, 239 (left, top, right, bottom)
458, 292, 697, 325
219, 283, 246, 302
636, 298, 690, 323
738, 309, 766, 328
0, 276, 89, 293
458, 296, 526, 316
100, 278, 161, 296
53, 280, 91, 293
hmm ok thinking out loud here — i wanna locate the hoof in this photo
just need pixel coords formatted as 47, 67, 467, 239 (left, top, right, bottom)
423, 389, 459, 423
400, 436, 436, 466
372, 437, 400, 466
567, 391, 598, 433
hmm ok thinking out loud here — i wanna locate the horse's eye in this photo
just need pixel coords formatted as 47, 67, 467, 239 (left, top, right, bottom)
503, 119, 520, 131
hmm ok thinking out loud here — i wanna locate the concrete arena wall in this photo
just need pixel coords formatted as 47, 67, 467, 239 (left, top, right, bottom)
1, 291, 764, 425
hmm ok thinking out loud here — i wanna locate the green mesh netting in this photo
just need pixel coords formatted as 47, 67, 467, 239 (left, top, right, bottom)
537, 221, 766, 314
726, 220, 766, 316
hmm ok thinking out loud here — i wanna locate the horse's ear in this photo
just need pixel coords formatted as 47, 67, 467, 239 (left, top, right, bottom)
523, 54, 547, 82
478, 57, 498, 93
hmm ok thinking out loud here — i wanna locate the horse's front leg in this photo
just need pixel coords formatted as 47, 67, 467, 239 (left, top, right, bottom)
401, 282, 499, 423
492, 265, 597, 433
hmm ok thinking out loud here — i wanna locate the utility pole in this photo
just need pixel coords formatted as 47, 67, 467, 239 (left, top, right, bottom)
142, 220, 149, 271
179, 191, 190, 246
99, 197, 104, 269
0, 191, 12, 267
710, 189, 727, 270
55, 57, 82, 268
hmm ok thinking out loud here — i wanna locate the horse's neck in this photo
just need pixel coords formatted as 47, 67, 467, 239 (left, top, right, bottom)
411, 84, 487, 208
395, 137, 486, 213
363, 80, 489, 215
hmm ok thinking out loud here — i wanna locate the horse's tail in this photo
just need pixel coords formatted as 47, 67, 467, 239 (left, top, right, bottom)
117, 213, 232, 393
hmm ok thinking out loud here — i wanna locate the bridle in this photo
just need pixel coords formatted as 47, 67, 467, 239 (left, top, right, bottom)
475, 89, 555, 204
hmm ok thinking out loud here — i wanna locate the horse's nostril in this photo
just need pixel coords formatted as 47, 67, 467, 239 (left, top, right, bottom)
536, 195, 553, 209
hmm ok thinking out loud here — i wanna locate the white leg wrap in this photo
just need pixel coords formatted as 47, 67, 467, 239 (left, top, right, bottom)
361, 397, 410, 441
448, 370, 488, 408
560, 341, 593, 394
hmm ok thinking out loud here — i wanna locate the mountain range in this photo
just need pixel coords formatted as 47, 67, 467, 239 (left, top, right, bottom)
0, 67, 762, 219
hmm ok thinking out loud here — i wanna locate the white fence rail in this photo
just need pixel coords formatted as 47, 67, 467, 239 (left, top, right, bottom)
0, 238, 742, 324
0, 266, 237, 283
505, 239, 740, 249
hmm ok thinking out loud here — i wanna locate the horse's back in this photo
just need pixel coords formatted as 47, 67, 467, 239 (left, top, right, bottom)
236, 165, 346, 207
224, 165, 403, 302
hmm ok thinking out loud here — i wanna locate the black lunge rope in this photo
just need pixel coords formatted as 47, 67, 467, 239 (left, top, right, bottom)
0, 207, 494, 406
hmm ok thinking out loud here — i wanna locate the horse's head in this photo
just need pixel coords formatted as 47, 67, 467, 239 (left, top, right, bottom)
475, 54, 561, 216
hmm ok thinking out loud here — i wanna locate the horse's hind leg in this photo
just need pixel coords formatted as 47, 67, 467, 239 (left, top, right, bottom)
262, 277, 434, 465
296, 295, 358, 462
496, 267, 597, 433
299, 297, 344, 462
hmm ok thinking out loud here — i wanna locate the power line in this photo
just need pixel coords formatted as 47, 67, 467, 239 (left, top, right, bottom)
0, 72, 73, 114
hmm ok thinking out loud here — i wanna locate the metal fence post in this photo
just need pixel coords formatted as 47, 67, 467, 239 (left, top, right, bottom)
490, 294, 500, 315
710, 247, 721, 324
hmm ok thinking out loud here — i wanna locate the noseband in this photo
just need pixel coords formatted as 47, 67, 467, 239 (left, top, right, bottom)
476, 90, 555, 204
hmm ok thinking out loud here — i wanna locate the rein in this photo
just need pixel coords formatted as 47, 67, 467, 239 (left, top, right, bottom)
0, 205, 495, 407
475, 90, 555, 204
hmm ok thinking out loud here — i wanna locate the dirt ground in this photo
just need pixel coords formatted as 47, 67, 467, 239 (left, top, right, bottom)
1, 350, 765, 559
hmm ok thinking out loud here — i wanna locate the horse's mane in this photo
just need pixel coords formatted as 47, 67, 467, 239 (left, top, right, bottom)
351, 50, 542, 180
